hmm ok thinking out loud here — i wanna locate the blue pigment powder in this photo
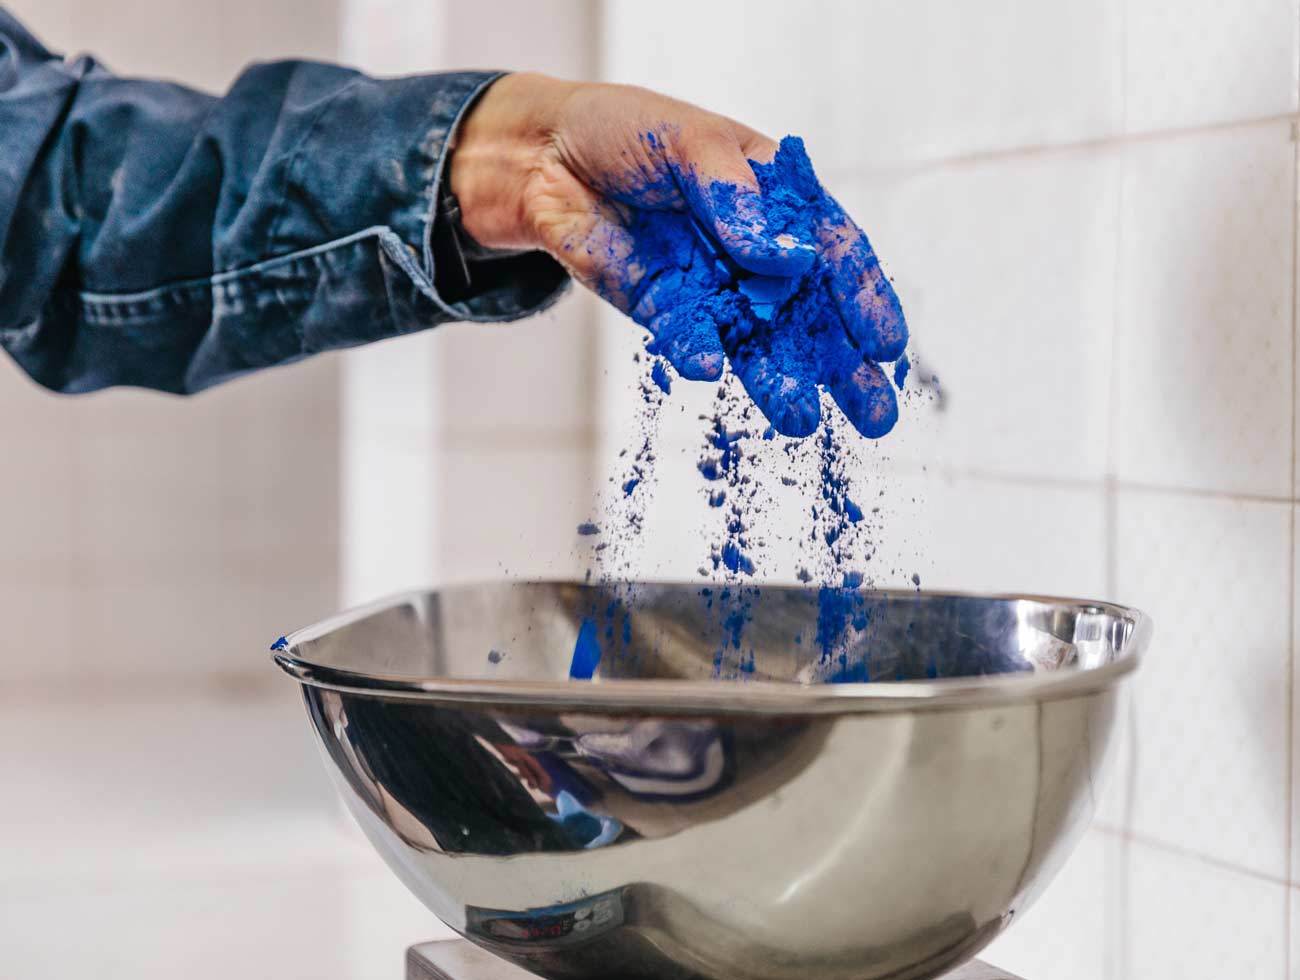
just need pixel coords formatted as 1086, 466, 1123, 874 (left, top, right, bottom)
569, 618, 603, 680
613, 135, 906, 444
570, 133, 918, 682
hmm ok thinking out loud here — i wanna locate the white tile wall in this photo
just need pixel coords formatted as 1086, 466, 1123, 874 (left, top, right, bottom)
982, 830, 1116, 980
434, 298, 596, 443
0, 367, 78, 575
342, 336, 439, 604
1122, 841, 1288, 979
1125, 0, 1300, 134
898, 473, 1109, 599
839, 146, 1121, 484
0, 4, 369, 978
435, 444, 593, 583
1113, 491, 1291, 878
1292, 504, 1300, 889
1113, 121, 1294, 499
0, 690, 441, 980
0, 4, 344, 686
602, 0, 1124, 174
340, 0, 600, 603
9, 0, 344, 92
0, 869, 436, 980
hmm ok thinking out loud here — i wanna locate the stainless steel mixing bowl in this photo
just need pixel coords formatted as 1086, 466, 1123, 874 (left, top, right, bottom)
273, 582, 1148, 980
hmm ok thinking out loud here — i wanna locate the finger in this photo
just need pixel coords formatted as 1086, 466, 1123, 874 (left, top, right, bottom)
644, 307, 726, 382
544, 177, 730, 383
628, 228, 728, 382
824, 338, 899, 439
728, 336, 822, 438
680, 130, 816, 278
819, 216, 909, 362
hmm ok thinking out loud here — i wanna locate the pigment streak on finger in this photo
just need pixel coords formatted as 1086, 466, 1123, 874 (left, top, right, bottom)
729, 344, 822, 438
550, 202, 641, 312
826, 354, 899, 439
646, 308, 726, 382
820, 218, 908, 362
699, 179, 817, 278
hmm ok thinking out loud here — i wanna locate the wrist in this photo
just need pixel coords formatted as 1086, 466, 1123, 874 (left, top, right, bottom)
449, 72, 575, 251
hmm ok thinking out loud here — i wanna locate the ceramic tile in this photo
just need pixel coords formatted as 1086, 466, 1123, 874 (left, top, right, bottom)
341, 333, 437, 605
342, 439, 437, 605
75, 421, 227, 569
1125, 0, 1299, 134
1293, 505, 1300, 888
981, 830, 1114, 980
1291, 887, 1300, 980
64, 359, 339, 581
835, 145, 1120, 484
0, 578, 76, 667
7, 0, 342, 92
875, 471, 1109, 600
0, 336, 79, 575
1114, 490, 1290, 878
1119, 841, 1286, 980
602, 0, 1123, 172
435, 445, 595, 583
343, 332, 437, 451
1093, 686, 1139, 833
445, 0, 596, 76
0, 699, 445, 973
1113, 121, 1294, 498
594, 301, 724, 461
341, 0, 446, 73
42, 566, 334, 683
0, 689, 339, 881
0, 414, 77, 573
222, 425, 341, 580
222, 352, 342, 452
0, 866, 439, 980
435, 292, 597, 443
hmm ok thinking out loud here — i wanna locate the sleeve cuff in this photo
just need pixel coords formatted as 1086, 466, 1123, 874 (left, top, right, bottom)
422, 72, 570, 323
291, 69, 570, 328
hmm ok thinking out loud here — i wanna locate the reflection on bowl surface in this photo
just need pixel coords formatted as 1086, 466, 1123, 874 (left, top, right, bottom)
274, 582, 1148, 980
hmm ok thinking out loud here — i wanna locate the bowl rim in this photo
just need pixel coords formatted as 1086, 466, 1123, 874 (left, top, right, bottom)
271, 582, 1150, 716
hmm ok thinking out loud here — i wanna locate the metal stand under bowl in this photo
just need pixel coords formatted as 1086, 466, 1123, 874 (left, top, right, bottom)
406, 939, 1027, 980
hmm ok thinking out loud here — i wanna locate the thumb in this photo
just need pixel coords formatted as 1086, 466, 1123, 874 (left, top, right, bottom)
682, 135, 816, 278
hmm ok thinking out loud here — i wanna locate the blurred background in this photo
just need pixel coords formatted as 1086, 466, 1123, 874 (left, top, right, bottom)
0, 0, 1294, 977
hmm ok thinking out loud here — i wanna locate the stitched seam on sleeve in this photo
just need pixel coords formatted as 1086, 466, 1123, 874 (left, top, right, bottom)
72, 225, 393, 323
261, 73, 365, 263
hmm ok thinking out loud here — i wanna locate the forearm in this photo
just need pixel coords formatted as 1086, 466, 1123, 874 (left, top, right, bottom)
0, 13, 566, 394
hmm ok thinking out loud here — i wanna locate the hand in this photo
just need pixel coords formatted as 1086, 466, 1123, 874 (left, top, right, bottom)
450, 73, 908, 438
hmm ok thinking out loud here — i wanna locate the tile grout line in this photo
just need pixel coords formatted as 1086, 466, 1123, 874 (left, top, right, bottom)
1094, 823, 1295, 890
1107, 23, 1129, 965
883, 459, 1296, 506
1285, 52, 1300, 977
821, 111, 1299, 186
1108, 480, 1293, 505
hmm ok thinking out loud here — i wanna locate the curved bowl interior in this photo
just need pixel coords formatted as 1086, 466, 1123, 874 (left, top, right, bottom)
275, 582, 1148, 980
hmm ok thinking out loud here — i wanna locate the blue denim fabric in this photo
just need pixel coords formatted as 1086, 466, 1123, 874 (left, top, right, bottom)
0, 10, 568, 394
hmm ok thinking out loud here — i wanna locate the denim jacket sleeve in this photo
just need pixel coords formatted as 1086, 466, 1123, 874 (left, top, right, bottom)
0, 10, 569, 394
